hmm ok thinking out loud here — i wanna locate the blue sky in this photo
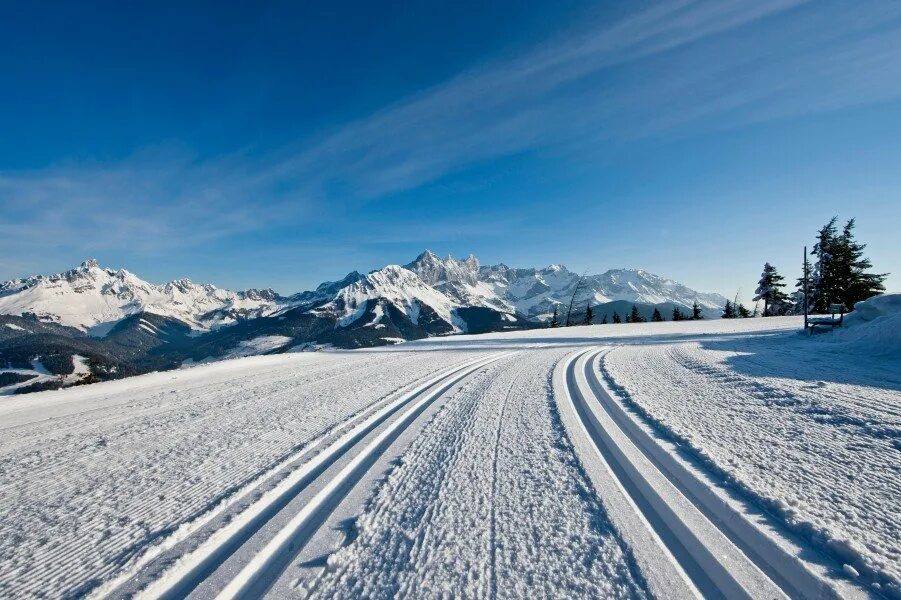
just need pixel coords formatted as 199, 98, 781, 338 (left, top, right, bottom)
2, 0, 899, 300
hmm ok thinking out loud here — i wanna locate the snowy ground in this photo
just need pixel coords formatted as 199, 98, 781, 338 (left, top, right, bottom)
0, 312, 898, 599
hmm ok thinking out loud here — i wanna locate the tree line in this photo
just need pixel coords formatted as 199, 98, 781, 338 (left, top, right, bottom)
549, 300, 704, 327
748, 217, 886, 317
548, 216, 886, 327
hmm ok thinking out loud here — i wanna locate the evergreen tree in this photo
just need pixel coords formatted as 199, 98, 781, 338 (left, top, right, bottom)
835, 219, 887, 310
600, 314, 608, 325
629, 304, 645, 323
811, 217, 839, 312
737, 303, 751, 318
753, 262, 790, 316
584, 303, 594, 325
691, 300, 703, 320
672, 306, 685, 321
722, 300, 736, 319
612, 311, 622, 324
651, 307, 664, 322
550, 306, 559, 328
807, 217, 887, 312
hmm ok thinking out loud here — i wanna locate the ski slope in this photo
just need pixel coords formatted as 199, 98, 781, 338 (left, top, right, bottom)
1, 315, 897, 598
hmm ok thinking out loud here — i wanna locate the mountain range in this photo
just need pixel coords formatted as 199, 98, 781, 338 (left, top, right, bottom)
0, 251, 727, 393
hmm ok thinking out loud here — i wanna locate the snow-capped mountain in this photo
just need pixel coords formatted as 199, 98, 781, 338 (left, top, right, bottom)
0, 253, 727, 335
406, 250, 727, 320
1, 253, 726, 334
316, 265, 462, 330
0, 259, 282, 333
405, 251, 515, 314
1, 252, 728, 394
487, 264, 728, 319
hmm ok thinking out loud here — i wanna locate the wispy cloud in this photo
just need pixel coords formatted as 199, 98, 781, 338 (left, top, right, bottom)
2, 0, 900, 274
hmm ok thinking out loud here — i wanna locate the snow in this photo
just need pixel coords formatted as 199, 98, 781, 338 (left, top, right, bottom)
0, 260, 280, 332
0, 359, 55, 395
0, 313, 896, 598
1, 254, 729, 341
600, 319, 900, 595
306, 352, 649, 599
71, 354, 90, 376
816, 293, 901, 356
223, 335, 294, 359
4, 322, 25, 331
322, 265, 460, 330
0, 350, 482, 597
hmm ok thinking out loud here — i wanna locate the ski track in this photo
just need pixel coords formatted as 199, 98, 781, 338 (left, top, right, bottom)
213, 351, 514, 599
305, 349, 650, 599
1, 316, 897, 598
602, 339, 900, 598
0, 350, 489, 599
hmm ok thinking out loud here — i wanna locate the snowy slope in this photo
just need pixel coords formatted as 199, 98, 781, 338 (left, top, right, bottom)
0, 316, 896, 598
405, 250, 516, 314
316, 264, 461, 329
479, 262, 728, 319
0, 253, 726, 334
405, 250, 728, 320
0, 260, 281, 333
0, 253, 729, 394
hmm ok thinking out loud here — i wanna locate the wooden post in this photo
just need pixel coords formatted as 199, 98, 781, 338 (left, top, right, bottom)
803, 245, 809, 331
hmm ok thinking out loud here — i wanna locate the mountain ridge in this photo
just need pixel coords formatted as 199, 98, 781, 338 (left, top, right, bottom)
1, 251, 728, 393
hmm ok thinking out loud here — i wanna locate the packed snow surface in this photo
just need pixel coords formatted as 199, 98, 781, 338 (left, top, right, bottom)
0, 312, 897, 598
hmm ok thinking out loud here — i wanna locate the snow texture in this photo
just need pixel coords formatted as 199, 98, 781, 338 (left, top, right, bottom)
305, 351, 649, 599
0, 312, 896, 598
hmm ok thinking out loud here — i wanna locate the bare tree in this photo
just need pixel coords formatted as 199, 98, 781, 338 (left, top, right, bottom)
565, 272, 588, 327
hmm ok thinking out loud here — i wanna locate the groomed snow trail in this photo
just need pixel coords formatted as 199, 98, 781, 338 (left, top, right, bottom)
0, 350, 495, 599
556, 347, 872, 600
1, 316, 895, 598
212, 352, 514, 599
601, 337, 900, 598
304, 349, 651, 599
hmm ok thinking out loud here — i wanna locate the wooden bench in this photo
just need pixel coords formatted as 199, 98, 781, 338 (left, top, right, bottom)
806, 303, 844, 333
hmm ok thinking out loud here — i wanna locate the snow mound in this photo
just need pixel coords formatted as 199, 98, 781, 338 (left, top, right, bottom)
821, 294, 901, 356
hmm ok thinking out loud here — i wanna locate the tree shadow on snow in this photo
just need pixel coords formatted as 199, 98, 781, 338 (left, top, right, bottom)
697, 333, 901, 393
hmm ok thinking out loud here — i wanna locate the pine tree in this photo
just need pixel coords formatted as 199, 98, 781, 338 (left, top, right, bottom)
612, 311, 622, 324
550, 306, 559, 328
807, 217, 887, 312
600, 313, 608, 325
811, 217, 839, 312
737, 303, 751, 318
722, 300, 735, 319
835, 219, 887, 310
651, 308, 664, 322
672, 306, 685, 321
753, 262, 790, 316
691, 300, 703, 320
584, 303, 594, 325
629, 305, 644, 323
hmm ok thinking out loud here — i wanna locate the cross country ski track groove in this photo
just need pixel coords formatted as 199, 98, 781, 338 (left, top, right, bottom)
554, 346, 870, 600
104, 350, 514, 600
